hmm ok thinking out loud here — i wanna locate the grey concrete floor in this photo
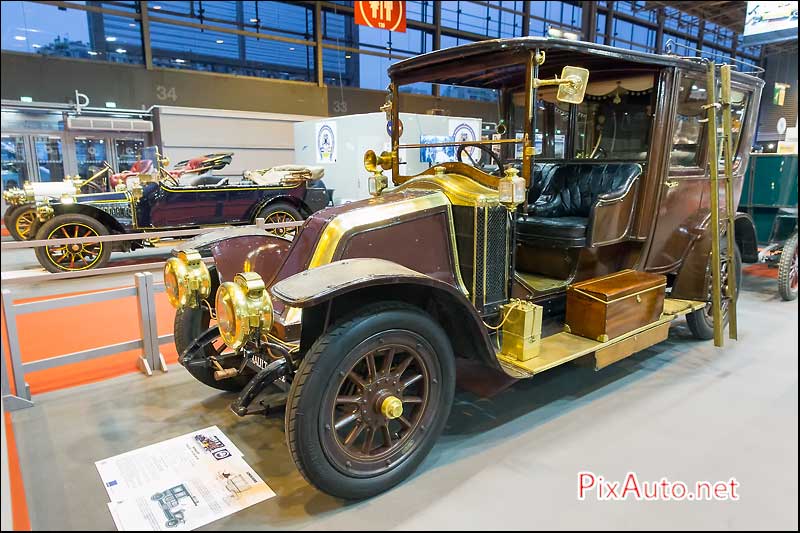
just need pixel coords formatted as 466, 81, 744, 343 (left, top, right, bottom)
7, 273, 799, 531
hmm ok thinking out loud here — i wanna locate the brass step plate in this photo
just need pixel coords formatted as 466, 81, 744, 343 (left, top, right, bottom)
496, 298, 706, 377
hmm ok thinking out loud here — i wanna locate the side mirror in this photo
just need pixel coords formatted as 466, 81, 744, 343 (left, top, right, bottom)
532, 65, 590, 105
556, 66, 589, 105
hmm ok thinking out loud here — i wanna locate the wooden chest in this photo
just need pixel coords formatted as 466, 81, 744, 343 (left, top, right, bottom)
566, 270, 666, 342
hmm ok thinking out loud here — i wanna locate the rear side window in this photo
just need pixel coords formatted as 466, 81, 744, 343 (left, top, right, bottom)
671, 76, 707, 167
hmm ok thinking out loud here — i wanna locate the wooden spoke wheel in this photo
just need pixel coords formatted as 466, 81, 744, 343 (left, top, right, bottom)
325, 334, 432, 476
257, 203, 303, 239
6, 205, 37, 241
686, 243, 741, 340
286, 304, 455, 499
34, 214, 111, 273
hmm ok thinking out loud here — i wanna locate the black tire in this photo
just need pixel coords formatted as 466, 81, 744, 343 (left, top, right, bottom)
5, 204, 37, 241
778, 232, 798, 301
686, 245, 742, 340
256, 202, 303, 239
286, 303, 455, 500
33, 213, 112, 273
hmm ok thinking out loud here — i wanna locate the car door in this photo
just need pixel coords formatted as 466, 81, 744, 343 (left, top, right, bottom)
147, 183, 225, 227
645, 74, 708, 271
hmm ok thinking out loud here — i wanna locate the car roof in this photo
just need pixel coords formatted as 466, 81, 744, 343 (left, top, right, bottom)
388, 37, 764, 90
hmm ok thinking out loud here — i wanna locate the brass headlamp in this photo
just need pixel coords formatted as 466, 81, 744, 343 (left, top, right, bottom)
164, 249, 211, 309
215, 272, 274, 350
2, 188, 27, 205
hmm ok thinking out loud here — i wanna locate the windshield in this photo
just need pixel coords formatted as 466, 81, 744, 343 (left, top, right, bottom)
394, 68, 656, 180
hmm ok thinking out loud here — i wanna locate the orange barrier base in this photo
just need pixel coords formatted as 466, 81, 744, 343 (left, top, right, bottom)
2, 288, 178, 396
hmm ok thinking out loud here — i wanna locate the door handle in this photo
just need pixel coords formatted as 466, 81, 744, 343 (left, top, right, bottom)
665, 179, 679, 189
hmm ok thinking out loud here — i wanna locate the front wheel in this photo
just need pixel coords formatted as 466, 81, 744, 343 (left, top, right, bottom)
686, 245, 742, 340
778, 233, 798, 301
286, 303, 455, 500
34, 214, 111, 272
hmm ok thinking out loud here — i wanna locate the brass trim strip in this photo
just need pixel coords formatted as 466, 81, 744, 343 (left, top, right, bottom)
307, 191, 470, 297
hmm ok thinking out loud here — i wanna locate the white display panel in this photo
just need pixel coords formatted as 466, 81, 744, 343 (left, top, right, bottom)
743, 1, 798, 45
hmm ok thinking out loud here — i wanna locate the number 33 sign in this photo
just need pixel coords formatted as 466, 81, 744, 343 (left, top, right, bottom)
355, 1, 407, 33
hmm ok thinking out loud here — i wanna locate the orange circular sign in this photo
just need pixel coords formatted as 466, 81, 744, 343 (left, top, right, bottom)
355, 1, 407, 33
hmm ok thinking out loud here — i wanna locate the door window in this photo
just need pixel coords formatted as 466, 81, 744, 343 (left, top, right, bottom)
33, 136, 65, 182
671, 77, 708, 167
1, 135, 29, 190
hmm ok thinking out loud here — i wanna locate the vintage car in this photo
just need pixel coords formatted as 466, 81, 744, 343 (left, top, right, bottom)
3, 152, 237, 242
165, 37, 762, 499
740, 153, 798, 300
30, 154, 332, 272
2, 162, 113, 241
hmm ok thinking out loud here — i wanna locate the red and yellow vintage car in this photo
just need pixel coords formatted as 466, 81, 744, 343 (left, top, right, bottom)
166, 37, 762, 499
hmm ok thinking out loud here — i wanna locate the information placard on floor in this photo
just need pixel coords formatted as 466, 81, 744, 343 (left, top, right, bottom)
96, 426, 274, 531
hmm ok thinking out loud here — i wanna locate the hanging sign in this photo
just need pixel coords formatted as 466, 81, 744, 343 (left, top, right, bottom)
355, 1, 407, 33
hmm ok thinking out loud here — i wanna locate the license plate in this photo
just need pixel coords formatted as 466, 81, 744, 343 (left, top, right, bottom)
249, 353, 270, 370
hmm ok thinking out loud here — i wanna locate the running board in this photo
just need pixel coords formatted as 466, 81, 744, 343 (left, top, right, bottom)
497, 298, 706, 377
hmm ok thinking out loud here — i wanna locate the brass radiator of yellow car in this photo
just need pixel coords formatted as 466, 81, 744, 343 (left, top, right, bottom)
452, 204, 510, 316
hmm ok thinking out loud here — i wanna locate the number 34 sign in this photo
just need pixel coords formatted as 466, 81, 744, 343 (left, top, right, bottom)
355, 1, 407, 33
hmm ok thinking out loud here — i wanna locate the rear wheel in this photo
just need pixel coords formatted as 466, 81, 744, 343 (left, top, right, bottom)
256, 203, 302, 239
33, 214, 111, 273
686, 244, 742, 340
286, 303, 455, 499
5, 205, 37, 241
778, 232, 798, 301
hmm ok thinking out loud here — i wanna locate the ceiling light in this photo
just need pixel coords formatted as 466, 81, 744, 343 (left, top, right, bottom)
32, 44, 41, 49
20, 96, 33, 103
289, 47, 295, 51
216, 39, 224, 44
14, 36, 26, 41
153, 5, 162, 9
115, 48, 127, 53
174, 58, 185, 63
105, 102, 117, 108
87, 50, 99, 56
250, 18, 259, 23
547, 27, 563, 38
106, 36, 117, 42
345, 54, 351, 59
129, 23, 136, 27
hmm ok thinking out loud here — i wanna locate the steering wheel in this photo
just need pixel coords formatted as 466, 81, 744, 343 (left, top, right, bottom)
161, 169, 181, 187
456, 143, 505, 176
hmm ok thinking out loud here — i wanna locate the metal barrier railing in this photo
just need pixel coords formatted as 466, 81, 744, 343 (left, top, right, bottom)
0, 218, 301, 411
1, 272, 166, 411
0, 219, 303, 283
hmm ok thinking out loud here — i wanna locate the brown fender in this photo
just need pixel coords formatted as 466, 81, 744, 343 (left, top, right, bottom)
272, 258, 502, 372
174, 227, 291, 283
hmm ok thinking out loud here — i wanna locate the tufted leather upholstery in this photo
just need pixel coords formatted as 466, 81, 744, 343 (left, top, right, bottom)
518, 162, 642, 247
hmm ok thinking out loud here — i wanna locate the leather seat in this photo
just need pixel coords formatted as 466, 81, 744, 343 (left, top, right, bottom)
517, 162, 642, 247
